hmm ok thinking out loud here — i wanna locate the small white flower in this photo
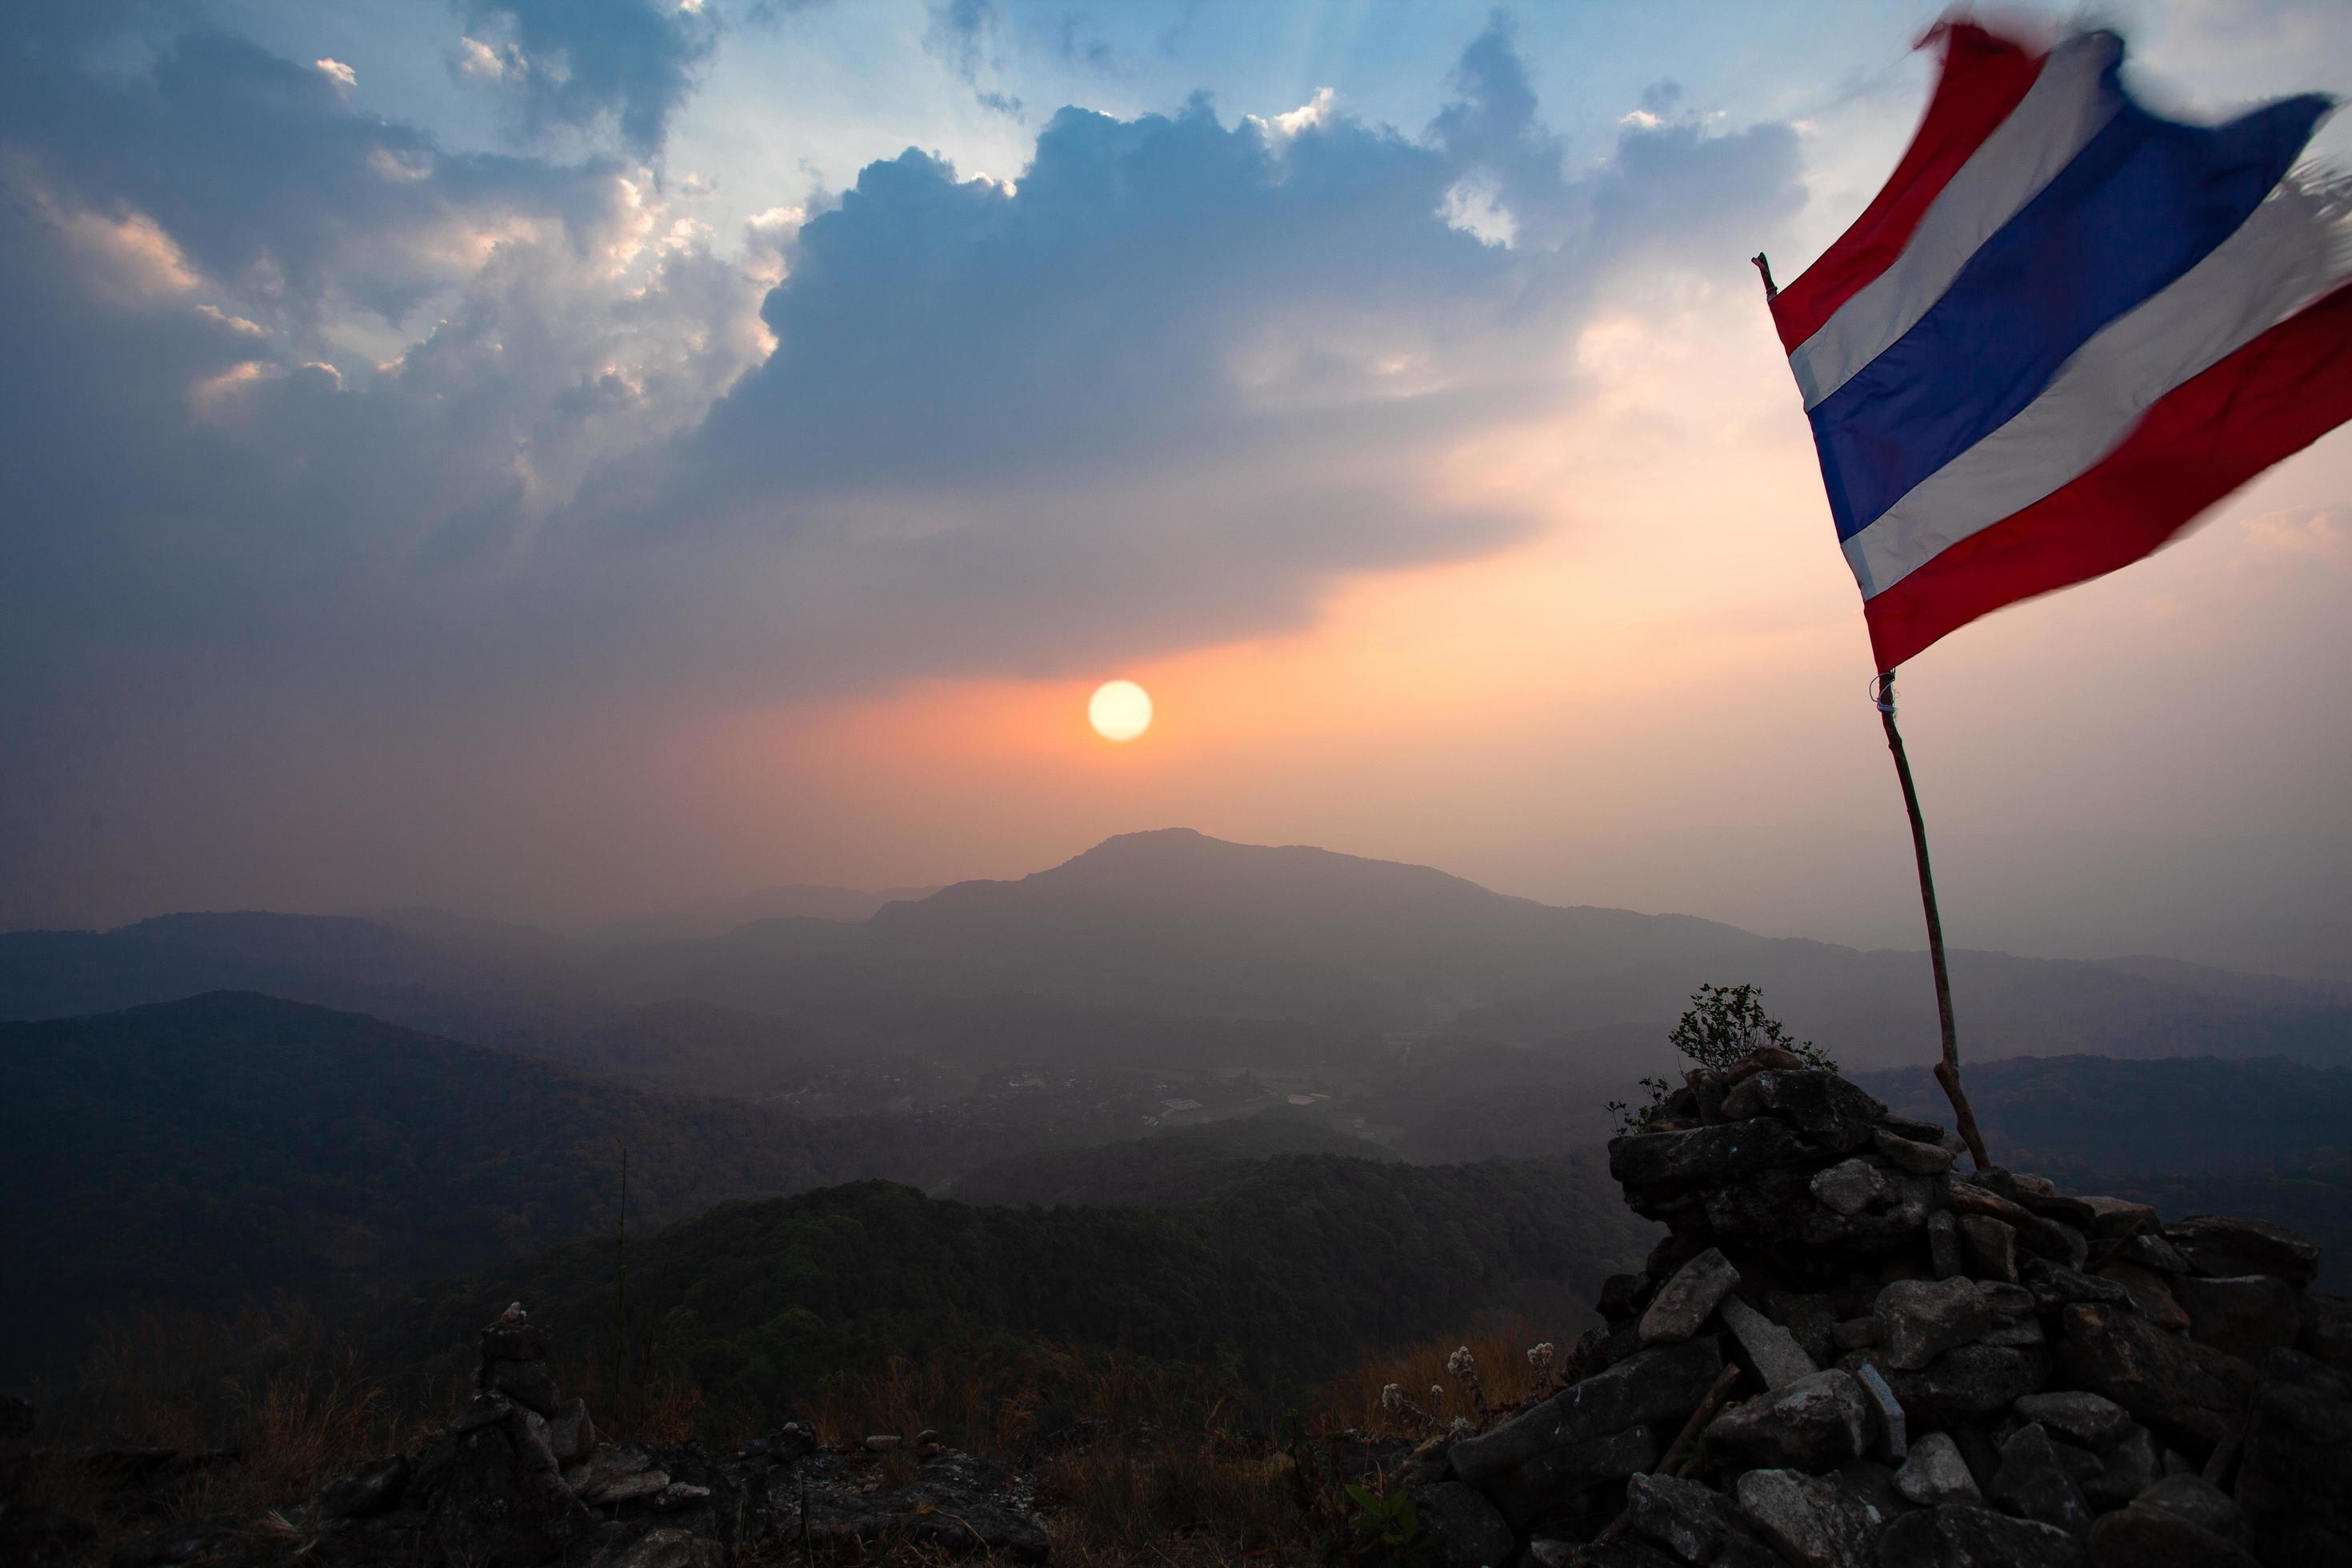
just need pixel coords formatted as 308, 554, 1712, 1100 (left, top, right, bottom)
1450, 1416, 1472, 1437
1526, 1342, 1555, 1370
1380, 1383, 1403, 1413
1446, 1346, 1476, 1379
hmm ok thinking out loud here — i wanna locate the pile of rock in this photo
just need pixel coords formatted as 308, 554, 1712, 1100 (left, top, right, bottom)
1400, 1048, 2352, 1568
102, 1305, 1050, 1568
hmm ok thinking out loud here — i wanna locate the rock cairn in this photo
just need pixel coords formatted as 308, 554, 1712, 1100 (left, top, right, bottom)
1396, 1046, 2352, 1568
99, 1305, 1048, 1568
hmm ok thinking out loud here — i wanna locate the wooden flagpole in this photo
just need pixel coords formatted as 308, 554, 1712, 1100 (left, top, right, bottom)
1752, 252, 1990, 1171
1875, 670, 1990, 1170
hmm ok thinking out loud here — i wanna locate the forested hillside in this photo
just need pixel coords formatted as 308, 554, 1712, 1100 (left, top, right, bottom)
0, 994, 895, 1378
946, 1115, 1400, 1206
402, 1153, 1655, 1418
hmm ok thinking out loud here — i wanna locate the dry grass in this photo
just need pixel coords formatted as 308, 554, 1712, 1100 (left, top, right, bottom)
18, 1300, 431, 1559
19, 1306, 1583, 1567
1321, 1313, 1562, 1438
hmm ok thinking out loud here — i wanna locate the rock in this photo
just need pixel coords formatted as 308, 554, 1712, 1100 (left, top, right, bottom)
1982, 1319, 2046, 1349
1989, 1424, 2093, 1538
2134, 1473, 2244, 1538
1874, 1129, 1954, 1177
2086, 1476, 2257, 1568
1880, 1114, 1950, 1147
2080, 1425, 2158, 1511
1874, 1502, 2089, 1567
2112, 1232, 2194, 1274
602, 1527, 725, 1568
2085, 1504, 2258, 1568
2099, 1262, 2191, 1331
1642, 1249, 1742, 1346
1610, 1118, 1820, 1200
1703, 1170, 1934, 1254
2077, 1197, 2160, 1241
1720, 1294, 1818, 1391
1480, 1425, 1656, 1533
429, 1407, 589, 1567
1874, 1278, 1992, 1372
1451, 1338, 1723, 1484
2235, 1349, 2352, 1566
314, 1454, 408, 1520
1411, 1479, 1516, 1568
2011, 1392, 2134, 1452
1706, 1370, 1873, 1474
1719, 1071, 1887, 1155
479, 1307, 548, 1366
1957, 1218, 2018, 1284
1894, 1434, 1981, 1506
764, 1446, 1050, 1562
2166, 1216, 2321, 1289
2026, 1263, 2130, 1312
1928, 1212, 1966, 1280
2303, 1291, 2352, 1370
1601, 1273, 1651, 1324
1623, 1473, 1781, 1567
2054, 1302, 2259, 1454
2171, 1274, 2301, 1362
545, 1398, 596, 1464
592, 1469, 672, 1504
450, 1391, 516, 1434
1833, 1318, 1876, 1353
1733, 1468, 1890, 1568
1812, 1159, 1890, 1218
1978, 1282, 2035, 1320
1882, 1344, 2047, 1430
653, 1482, 711, 1510
564, 1442, 654, 1497
481, 1356, 562, 1416
0, 1505, 94, 1567
1770, 1294, 1841, 1367
862, 1434, 904, 1452
1854, 1363, 1906, 1462
2006, 1178, 2100, 1234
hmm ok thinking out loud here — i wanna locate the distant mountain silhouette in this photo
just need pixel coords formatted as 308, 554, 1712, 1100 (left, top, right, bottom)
582, 882, 940, 946
4, 830, 2346, 1073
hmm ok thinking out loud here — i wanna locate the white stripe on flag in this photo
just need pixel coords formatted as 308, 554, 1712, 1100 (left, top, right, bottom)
1842, 183, 2343, 598
1790, 32, 2122, 410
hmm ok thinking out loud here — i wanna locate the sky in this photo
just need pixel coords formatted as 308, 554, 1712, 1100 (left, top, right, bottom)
3, 0, 2350, 979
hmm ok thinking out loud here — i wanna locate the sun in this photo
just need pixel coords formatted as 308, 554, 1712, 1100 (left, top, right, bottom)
1087, 679, 1153, 742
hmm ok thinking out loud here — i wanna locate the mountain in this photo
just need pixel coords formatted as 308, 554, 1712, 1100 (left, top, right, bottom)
858, 829, 1758, 1028
400, 1152, 1654, 1414
946, 1115, 1402, 1207
582, 884, 939, 947
0, 993, 922, 1379
6, 832, 2346, 1086
0, 910, 590, 1040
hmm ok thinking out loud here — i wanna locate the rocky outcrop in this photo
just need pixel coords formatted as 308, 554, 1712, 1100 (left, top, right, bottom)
1402, 1054, 2351, 1568
96, 1306, 1050, 1568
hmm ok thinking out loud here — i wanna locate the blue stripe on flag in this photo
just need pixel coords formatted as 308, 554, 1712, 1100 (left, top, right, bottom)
1810, 88, 2330, 542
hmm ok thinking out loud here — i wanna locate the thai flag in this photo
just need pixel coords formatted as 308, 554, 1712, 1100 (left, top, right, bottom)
1767, 23, 2352, 671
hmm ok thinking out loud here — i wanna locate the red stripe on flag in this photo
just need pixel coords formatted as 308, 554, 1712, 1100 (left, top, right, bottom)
1862, 280, 2352, 670
1768, 24, 2045, 354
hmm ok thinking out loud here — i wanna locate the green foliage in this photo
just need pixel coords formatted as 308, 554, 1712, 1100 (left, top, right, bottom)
1610, 983, 1834, 1134
1336, 1482, 1437, 1567
1670, 983, 1834, 1075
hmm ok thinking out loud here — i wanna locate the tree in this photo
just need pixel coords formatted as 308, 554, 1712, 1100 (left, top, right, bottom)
1610, 984, 1834, 1133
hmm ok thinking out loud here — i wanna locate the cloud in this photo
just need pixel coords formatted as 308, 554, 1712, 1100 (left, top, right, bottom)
0, 6, 1806, 918
458, 0, 721, 156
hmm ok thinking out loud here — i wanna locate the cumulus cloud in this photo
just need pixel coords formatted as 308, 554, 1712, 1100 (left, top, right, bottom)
0, 4, 1806, 918
458, 0, 721, 156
